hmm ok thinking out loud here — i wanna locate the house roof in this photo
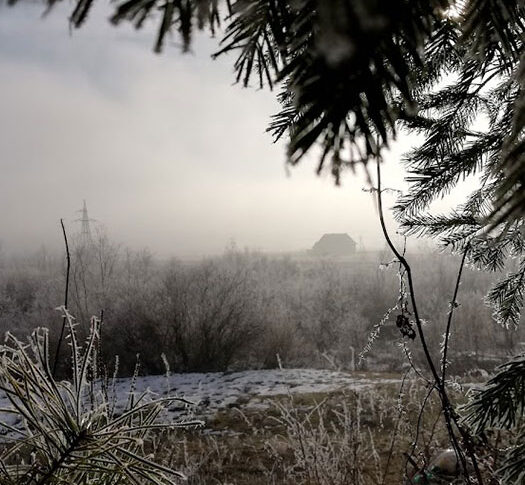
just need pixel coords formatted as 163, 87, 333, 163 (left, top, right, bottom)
312, 233, 357, 255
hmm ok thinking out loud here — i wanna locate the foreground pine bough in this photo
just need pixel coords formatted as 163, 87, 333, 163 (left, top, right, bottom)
0, 308, 202, 485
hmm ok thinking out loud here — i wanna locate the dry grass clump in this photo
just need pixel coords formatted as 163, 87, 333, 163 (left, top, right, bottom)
152, 380, 459, 484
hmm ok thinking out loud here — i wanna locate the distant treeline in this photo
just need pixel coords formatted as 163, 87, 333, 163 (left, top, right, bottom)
0, 234, 522, 376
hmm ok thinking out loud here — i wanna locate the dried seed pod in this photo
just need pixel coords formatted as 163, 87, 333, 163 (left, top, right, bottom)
396, 314, 416, 340
396, 314, 408, 328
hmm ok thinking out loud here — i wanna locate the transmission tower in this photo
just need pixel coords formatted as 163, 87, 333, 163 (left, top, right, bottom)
76, 200, 95, 245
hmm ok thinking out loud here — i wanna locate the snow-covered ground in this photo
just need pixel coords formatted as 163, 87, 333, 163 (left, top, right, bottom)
0, 368, 400, 437
111, 368, 400, 415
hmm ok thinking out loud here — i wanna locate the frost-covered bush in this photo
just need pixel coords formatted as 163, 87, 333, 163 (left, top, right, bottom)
0, 243, 520, 375
164, 260, 257, 372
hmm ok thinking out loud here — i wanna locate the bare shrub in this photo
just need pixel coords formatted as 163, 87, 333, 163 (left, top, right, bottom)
160, 259, 259, 372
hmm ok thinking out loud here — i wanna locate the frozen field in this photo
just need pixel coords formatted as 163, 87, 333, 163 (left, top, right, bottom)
109, 368, 401, 416
0, 368, 401, 437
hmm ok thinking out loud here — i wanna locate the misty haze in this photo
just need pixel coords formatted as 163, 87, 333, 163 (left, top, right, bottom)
0, 2, 523, 484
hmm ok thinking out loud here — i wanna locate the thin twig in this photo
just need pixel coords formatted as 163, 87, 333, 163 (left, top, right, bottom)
401, 341, 430, 384
405, 383, 434, 483
442, 244, 470, 386
53, 219, 71, 376
381, 370, 410, 485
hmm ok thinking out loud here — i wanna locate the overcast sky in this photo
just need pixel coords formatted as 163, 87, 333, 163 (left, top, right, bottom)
0, 2, 453, 258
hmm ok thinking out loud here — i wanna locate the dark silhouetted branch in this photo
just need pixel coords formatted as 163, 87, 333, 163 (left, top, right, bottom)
53, 218, 71, 376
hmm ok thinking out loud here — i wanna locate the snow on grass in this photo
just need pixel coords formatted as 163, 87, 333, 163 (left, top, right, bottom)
0, 368, 400, 437
111, 368, 400, 414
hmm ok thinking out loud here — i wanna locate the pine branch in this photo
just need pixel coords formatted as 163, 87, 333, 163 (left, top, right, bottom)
213, 0, 292, 88
464, 353, 525, 432
487, 257, 525, 329
498, 431, 525, 484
